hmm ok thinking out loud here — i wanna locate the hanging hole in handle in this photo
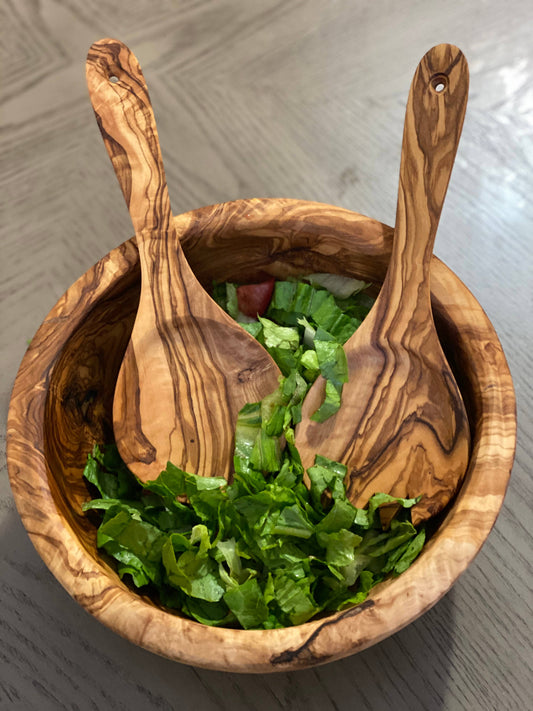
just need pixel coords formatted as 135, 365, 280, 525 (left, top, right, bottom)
430, 73, 448, 94
109, 75, 120, 84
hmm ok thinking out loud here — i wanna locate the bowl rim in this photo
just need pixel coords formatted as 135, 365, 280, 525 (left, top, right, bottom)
6, 198, 517, 672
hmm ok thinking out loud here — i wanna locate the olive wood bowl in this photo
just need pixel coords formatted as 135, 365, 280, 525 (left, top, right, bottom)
6, 198, 516, 673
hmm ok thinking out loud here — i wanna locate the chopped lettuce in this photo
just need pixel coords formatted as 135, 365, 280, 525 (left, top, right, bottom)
83, 444, 423, 629
82, 276, 425, 630
214, 276, 374, 421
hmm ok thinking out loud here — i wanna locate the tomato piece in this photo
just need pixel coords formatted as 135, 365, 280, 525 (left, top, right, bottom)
236, 278, 275, 318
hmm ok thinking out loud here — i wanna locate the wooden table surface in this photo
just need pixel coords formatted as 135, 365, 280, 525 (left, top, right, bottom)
1, 1, 531, 709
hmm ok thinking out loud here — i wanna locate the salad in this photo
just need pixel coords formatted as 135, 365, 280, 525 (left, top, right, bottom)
82, 274, 425, 629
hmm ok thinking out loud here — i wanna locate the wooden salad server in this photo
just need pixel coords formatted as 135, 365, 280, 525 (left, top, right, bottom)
295, 44, 471, 525
86, 39, 280, 482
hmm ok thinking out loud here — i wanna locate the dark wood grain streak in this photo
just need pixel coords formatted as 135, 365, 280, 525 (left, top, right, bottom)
270, 599, 375, 668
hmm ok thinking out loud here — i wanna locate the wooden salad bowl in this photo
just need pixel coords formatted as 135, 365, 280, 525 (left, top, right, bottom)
6, 198, 516, 672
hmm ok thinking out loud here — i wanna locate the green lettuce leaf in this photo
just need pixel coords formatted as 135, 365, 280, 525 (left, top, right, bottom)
223, 578, 269, 630
272, 574, 319, 626
162, 526, 225, 602
97, 508, 166, 586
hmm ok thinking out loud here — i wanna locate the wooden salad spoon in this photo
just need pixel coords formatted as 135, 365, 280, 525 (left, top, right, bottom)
295, 44, 471, 525
86, 39, 280, 482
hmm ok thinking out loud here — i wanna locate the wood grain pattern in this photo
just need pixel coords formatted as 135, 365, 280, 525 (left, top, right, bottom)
6, 199, 515, 673
86, 38, 280, 482
2, 1, 531, 706
296, 46, 470, 525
